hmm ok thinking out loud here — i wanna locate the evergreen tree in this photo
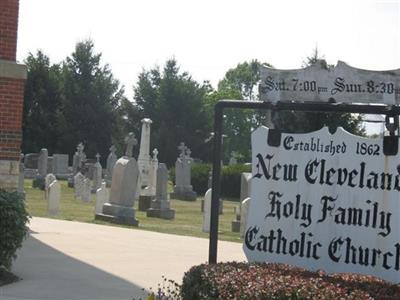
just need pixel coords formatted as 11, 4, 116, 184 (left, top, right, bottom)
60, 40, 125, 159
22, 51, 64, 154
134, 59, 211, 166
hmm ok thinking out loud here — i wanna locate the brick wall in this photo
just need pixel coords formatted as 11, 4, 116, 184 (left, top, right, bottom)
0, 0, 26, 190
0, 0, 19, 61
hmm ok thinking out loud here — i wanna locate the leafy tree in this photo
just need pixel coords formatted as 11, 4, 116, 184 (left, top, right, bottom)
60, 40, 125, 159
134, 59, 211, 166
22, 51, 64, 154
212, 60, 273, 162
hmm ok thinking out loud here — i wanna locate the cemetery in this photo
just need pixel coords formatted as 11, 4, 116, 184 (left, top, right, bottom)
2, 0, 400, 299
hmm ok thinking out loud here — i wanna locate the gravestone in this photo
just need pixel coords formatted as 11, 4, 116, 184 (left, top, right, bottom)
202, 188, 212, 233
32, 148, 48, 189
24, 153, 39, 169
74, 172, 85, 199
229, 152, 238, 165
52, 154, 70, 179
18, 153, 25, 196
232, 172, 252, 232
46, 156, 53, 174
47, 180, 60, 216
201, 172, 223, 214
146, 163, 175, 219
95, 181, 109, 215
138, 118, 152, 189
68, 143, 86, 187
139, 148, 158, 211
81, 178, 91, 203
240, 197, 251, 238
95, 132, 139, 226
91, 153, 102, 193
170, 143, 197, 201
44, 173, 57, 200
105, 145, 117, 187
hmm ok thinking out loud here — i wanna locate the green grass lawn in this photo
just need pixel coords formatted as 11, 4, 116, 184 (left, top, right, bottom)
24, 179, 242, 243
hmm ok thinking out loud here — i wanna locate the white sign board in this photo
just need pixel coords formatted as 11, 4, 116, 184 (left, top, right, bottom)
259, 61, 400, 104
244, 126, 400, 282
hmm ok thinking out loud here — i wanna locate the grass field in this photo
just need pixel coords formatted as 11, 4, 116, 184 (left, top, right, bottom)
24, 179, 242, 243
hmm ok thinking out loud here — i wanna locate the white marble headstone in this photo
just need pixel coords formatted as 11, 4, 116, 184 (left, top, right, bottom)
74, 172, 85, 198
95, 181, 109, 214
240, 197, 251, 238
48, 180, 60, 215
202, 188, 212, 233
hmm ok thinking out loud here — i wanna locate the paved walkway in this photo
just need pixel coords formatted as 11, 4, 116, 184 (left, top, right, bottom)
1, 217, 246, 300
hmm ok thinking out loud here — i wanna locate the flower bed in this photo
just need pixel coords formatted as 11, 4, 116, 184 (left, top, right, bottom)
181, 262, 400, 299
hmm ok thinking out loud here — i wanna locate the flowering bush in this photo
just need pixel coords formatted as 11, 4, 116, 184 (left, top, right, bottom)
181, 262, 400, 300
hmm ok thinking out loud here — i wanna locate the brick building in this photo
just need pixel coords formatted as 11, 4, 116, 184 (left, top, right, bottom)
0, 0, 27, 190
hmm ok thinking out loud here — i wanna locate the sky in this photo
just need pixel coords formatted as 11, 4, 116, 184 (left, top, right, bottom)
17, 0, 400, 133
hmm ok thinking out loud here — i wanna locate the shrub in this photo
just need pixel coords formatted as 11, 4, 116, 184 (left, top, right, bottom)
191, 163, 212, 195
172, 163, 251, 198
0, 190, 30, 270
220, 164, 251, 199
181, 262, 400, 300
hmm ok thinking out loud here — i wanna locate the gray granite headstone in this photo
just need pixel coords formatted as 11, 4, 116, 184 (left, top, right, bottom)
68, 143, 86, 187
231, 172, 252, 233
24, 153, 39, 169
106, 145, 117, 187
33, 148, 48, 189
52, 154, 70, 179
146, 163, 175, 219
170, 143, 197, 201
91, 153, 102, 193
47, 156, 53, 174
95, 133, 140, 226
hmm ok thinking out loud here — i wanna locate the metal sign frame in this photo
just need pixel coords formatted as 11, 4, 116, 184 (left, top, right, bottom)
208, 99, 400, 264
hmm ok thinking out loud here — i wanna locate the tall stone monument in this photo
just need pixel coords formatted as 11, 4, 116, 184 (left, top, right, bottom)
105, 145, 117, 187
95, 132, 140, 226
147, 163, 175, 219
91, 153, 102, 193
68, 143, 86, 187
138, 118, 152, 190
139, 148, 158, 211
32, 148, 48, 189
170, 143, 197, 201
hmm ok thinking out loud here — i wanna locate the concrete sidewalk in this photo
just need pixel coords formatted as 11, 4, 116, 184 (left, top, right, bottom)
1, 217, 246, 300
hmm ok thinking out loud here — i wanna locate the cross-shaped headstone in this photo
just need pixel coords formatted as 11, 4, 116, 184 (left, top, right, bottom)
152, 148, 159, 161
178, 142, 187, 158
109, 145, 117, 154
77, 142, 84, 154
186, 148, 192, 159
124, 132, 137, 158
